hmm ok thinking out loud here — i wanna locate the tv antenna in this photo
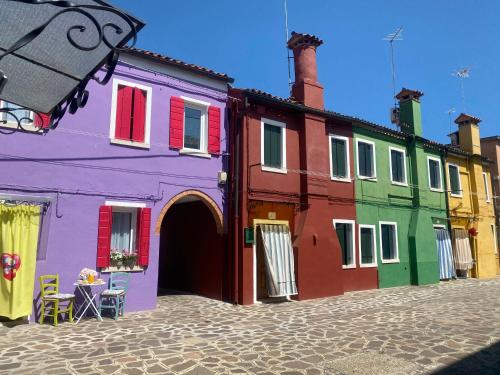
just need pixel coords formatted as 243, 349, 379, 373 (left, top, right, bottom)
383, 26, 403, 105
452, 67, 471, 112
284, 0, 292, 95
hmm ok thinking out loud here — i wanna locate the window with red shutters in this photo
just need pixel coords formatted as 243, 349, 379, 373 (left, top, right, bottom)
115, 84, 147, 143
136, 207, 151, 267
96, 205, 113, 268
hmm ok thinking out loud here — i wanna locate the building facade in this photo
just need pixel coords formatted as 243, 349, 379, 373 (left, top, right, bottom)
446, 115, 498, 278
0, 48, 232, 320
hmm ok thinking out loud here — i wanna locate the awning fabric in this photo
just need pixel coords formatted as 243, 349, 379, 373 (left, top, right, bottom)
452, 228, 474, 271
435, 228, 455, 280
258, 224, 297, 297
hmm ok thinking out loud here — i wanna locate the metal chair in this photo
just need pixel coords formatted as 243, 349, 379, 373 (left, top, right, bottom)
99, 272, 130, 320
39, 274, 75, 326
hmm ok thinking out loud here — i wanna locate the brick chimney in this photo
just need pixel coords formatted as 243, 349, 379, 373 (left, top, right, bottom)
287, 32, 324, 109
395, 88, 424, 137
455, 113, 482, 154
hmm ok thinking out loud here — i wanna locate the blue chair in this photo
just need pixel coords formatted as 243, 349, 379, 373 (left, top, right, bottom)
99, 272, 130, 320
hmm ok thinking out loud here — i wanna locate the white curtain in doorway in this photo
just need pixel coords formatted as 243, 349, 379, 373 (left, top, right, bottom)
258, 224, 298, 297
452, 228, 474, 271
435, 228, 455, 280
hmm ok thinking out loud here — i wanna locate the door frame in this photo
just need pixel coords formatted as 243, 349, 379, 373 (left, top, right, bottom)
252, 219, 289, 304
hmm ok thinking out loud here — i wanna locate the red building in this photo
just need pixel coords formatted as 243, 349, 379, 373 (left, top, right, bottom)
228, 33, 377, 305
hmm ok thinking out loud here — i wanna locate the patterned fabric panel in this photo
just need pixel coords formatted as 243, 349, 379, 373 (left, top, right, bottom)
45, 293, 75, 300
101, 289, 125, 296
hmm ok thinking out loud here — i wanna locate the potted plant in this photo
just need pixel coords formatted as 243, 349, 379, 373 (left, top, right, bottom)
110, 250, 123, 268
123, 251, 138, 269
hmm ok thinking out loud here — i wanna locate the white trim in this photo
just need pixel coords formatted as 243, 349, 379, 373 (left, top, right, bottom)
332, 219, 356, 269
483, 172, 491, 203
179, 149, 212, 158
261, 118, 287, 173
329, 135, 351, 183
180, 96, 210, 107
109, 78, 152, 148
379, 221, 400, 264
491, 224, 498, 255
355, 138, 377, 180
358, 224, 377, 268
105, 200, 146, 208
447, 163, 463, 198
427, 156, 444, 192
433, 224, 446, 229
0, 193, 51, 202
388, 146, 408, 186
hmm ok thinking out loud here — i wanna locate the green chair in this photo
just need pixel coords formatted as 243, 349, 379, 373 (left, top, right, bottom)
99, 272, 130, 320
39, 274, 75, 326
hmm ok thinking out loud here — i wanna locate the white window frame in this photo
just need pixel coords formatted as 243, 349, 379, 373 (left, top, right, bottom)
388, 146, 408, 186
379, 221, 400, 264
427, 156, 443, 192
0, 100, 38, 132
180, 96, 210, 157
447, 163, 462, 198
492, 224, 498, 255
358, 224, 377, 268
104, 201, 145, 253
356, 138, 377, 180
260, 117, 287, 174
332, 219, 356, 269
109, 78, 153, 149
483, 172, 491, 203
329, 134, 351, 183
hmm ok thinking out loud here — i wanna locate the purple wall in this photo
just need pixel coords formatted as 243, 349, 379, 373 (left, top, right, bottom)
0, 55, 228, 318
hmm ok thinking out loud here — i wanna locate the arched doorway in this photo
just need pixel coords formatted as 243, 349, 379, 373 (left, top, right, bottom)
156, 191, 225, 300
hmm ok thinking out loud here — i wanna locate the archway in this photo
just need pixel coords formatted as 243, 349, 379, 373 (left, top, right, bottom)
157, 191, 225, 300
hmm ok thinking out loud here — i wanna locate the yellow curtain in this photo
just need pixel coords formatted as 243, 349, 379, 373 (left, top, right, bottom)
0, 204, 40, 319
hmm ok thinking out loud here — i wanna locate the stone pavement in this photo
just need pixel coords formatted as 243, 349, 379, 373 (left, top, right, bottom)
1, 277, 499, 375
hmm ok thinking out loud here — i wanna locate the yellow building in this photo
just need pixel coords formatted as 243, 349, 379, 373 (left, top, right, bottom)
445, 114, 497, 278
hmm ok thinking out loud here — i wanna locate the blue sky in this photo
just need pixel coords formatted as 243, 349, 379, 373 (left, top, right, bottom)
115, 0, 499, 142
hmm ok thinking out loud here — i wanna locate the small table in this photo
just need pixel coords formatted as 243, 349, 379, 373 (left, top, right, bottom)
73, 281, 106, 323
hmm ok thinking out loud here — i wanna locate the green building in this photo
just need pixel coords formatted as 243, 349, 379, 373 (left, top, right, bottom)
353, 88, 448, 288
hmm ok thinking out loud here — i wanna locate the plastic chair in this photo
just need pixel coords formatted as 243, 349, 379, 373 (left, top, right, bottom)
39, 274, 75, 326
99, 272, 130, 320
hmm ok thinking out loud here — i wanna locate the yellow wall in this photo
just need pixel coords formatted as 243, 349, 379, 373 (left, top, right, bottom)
446, 153, 497, 278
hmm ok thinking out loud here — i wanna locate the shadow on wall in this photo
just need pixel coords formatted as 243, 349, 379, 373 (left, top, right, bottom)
431, 341, 500, 375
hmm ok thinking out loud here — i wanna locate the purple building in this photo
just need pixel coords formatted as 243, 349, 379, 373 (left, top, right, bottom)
0, 48, 233, 321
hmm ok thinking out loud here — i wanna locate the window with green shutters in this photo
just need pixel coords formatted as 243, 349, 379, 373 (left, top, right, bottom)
389, 148, 407, 185
380, 222, 398, 263
261, 118, 286, 171
357, 140, 376, 178
427, 157, 442, 191
330, 135, 350, 181
448, 164, 461, 196
333, 220, 355, 268
359, 225, 376, 266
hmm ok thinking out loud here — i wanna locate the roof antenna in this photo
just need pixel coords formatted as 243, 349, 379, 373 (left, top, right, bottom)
383, 26, 403, 106
284, 0, 292, 95
452, 67, 471, 112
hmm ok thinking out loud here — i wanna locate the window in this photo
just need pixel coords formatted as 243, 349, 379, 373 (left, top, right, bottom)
182, 99, 209, 153
0, 100, 40, 131
379, 222, 399, 263
111, 207, 137, 253
448, 164, 462, 197
261, 118, 286, 173
110, 79, 152, 148
333, 219, 355, 268
491, 224, 498, 255
359, 225, 377, 267
427, 156, 443, 191
483, 172, 491, 203
356, 139, 376, 179
329, 135, 350, 181
389, 147, 407, 185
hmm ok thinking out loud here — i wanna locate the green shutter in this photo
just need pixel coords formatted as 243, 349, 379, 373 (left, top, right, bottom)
264, 124, 282, 168
381, 224, 392, 260
429, 159, 440, 189
360, 227, 374, 264
358, 142, 373, 177
449, 165, 461, 194
391, 150, 404, 183
332, 138, 346, 178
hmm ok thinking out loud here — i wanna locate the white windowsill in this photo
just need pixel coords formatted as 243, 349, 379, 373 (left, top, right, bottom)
360, 263, 378, 268
101, 265, 144, 273
1, 121, 41, 133
391, 181, 408, 187
358, 176, 378, 182
110, 138, 150, 149
450, 193, 463, 198
381, 258, 400, 264
342, 264, 356, 269
331, 176, 351, 183
262, 166, 287, 174
179, 149, 212, 159
430, 187, 444, 193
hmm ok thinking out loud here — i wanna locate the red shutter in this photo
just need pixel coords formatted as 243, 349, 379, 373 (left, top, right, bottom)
136, 207, 151, 267
115, 85, 133, 140
96, 205, 113, 268
208, 106, 221, 154
34, 113, 51, 129
169, 96, 184, 149
131, 87, 146, 143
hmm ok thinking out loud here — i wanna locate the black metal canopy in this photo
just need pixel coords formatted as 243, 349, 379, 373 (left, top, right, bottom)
0, 0, 144, 129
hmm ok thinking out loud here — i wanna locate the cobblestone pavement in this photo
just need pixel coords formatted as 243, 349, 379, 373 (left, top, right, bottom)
1, 277, 500, 375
